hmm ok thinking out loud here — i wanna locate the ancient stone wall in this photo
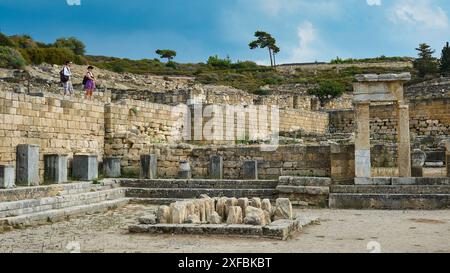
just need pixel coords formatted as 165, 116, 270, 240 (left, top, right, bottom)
105, 144, 333, 179
0, 90, 105, 180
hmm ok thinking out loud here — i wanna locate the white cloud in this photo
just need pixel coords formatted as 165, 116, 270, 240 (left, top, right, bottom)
66, 0, 81, 6
390, 0, 448, 29
367, 0, 381, 6
284, 21, 319, 63
240, 0, 340, 17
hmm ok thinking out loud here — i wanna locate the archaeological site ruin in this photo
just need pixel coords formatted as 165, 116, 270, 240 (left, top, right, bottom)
0, 60, 449, 245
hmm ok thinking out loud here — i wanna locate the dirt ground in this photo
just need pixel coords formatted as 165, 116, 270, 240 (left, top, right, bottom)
1, 204, 450, 253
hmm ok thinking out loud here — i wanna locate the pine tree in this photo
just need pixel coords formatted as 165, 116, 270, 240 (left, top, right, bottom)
440, 42, 450, 76
414, 43, 438, 77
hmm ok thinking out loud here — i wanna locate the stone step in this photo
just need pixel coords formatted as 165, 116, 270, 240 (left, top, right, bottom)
129, 198, 190, 205
125, 188, 278, 199
120, 179, 278, 189
0, 188, 126, 218
0, 180, 121, 203
329, 193, 450, 210
0, 198, 129, 229
331, 185, 450, 194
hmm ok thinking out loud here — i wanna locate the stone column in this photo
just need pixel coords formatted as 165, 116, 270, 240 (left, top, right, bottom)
397, 104, 412, 177
411, 149, 426, 178
354, 102, 371, 178
72, 155, 98, 181
209, 155, 223, 179
140, 155, 157, 179
16, 144, 40, 186
44, 154, 68, 184
243, 160, 258, 180
104, 157, 121, 178
0, 165, 15, 189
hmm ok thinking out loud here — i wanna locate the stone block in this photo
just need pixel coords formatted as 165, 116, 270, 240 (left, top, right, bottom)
140, 154, 157, 179
16, 144, 40, 186
72, 155, 98, 181
104, 157, 121, 178
226, 206, 243, 225
209, 212, 222, 224
273, 198, 293, 221
178, 160, 191, 179
157, 205, 171, 224
261, 199, 272, 213
209, 155, 223, 179
243, 160, 258, 180
238, 198, 249, 217
250, 197, 262, 209
0, 165, 15, 189
44, 154, 68, 184
244, 206, 267, 226
355, 177, 391, 185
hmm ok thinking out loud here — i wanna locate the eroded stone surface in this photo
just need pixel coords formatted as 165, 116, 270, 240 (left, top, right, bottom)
274, 198, 293, 221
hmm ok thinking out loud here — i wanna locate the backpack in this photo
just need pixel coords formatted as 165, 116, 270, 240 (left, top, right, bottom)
60, 68, 69, 83
82, 76, 88, 85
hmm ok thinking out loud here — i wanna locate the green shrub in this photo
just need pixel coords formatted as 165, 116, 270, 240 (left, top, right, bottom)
253, 88, 271, 96
0, 33, 16, 47
207, 55, 232, 69
308, 81, 345, 106
9, 35, 38, 49
21, 47, 85, 65
0, 46, 27, 69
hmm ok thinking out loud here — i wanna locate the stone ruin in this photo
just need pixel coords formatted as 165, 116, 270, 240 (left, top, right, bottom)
129, 196, 319, 240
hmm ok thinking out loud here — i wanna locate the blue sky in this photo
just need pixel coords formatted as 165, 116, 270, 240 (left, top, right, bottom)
1, 0, 450, 64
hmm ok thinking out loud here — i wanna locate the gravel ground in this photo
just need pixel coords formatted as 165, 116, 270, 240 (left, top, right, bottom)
1, 204, 450, 253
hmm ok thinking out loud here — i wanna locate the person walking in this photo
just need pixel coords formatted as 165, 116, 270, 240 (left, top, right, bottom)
60, 61, 74, 96
83, 66, 96, 100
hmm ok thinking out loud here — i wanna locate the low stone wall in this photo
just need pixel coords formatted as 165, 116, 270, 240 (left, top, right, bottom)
106, 144, 334, 179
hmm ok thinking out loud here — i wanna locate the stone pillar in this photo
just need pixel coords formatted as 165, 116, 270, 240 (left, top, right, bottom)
72, 155, 98, 181
140, 155, 157, 179
397, 104, 412, 177
243, 160, 258, 180
354, 103, 371, 178
209, 155, 223, 179
178, 160, 192, 179
411, 149, 426, 178
44, 154, 68, 184
104, 157, 121, 178
0, 165, 15, 189
16, 144, 40, 186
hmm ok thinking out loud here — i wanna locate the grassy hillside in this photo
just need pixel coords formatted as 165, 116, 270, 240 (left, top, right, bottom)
0, 33, 418, 94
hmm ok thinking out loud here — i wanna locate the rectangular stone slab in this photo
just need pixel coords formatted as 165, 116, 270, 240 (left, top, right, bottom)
140, 155, 157, 179
44, 155, 68, 184
0, 165, 15, 189
104, 157, 121, 178
16, 144, 40, 186
243, 160, 258, 180
72, 155, 98, 181
209, 155, 223, 179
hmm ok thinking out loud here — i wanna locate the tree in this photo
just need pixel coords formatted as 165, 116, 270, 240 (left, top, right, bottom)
414, 43, 438, 77
249, 31, 279, 67
155, 49, 177, 62
308, 81, 345, 107
53, 37, 86, 55
440, 42, 450, 76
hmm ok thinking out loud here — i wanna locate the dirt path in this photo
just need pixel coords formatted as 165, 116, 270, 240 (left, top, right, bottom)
1, 205, 450, 253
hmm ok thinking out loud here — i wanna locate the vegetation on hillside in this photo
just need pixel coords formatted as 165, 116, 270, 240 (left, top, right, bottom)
0, 32, 447, 98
